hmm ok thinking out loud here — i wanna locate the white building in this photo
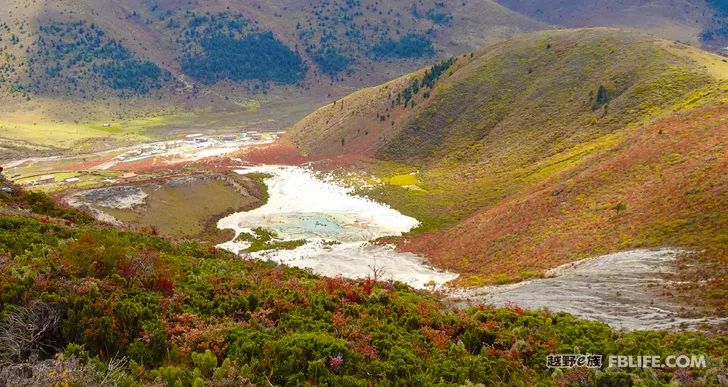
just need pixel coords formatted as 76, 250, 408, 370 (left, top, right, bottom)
37, 175, 56, 185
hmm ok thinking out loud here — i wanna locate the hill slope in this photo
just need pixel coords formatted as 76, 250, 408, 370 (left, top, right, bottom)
286, 28, 728, 308
1, 169, 727, 385
2, 0, 724, 156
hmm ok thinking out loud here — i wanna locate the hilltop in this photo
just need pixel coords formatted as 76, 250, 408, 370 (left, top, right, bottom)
496, 0, 718, 46
285, 28, 728, 315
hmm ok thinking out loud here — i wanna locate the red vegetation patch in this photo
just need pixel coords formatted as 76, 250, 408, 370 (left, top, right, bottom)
164, 313, 233, 357
400, 103, 728, 288
237, 141, 310, 165
420, 326, 452, 349
61, 155, 116, 171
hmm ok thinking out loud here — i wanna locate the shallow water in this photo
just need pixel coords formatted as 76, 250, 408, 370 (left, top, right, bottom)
217, 165, 457, 288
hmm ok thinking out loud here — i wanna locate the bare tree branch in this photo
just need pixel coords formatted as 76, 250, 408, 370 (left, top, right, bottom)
0, 301, 61, 363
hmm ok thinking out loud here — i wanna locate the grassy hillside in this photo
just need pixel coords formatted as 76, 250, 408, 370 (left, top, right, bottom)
0, 176, 727, 385
286, 28, 728, 308
289, 29, 716, 159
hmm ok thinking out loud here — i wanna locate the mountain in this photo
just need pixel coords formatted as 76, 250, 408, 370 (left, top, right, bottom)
285, 28, 728, 313
2, 0, 726, 158
0, 0, 544, 157
496, 0, 716, 45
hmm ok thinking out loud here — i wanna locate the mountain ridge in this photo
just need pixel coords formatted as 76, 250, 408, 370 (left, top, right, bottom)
1, 0, 725, 158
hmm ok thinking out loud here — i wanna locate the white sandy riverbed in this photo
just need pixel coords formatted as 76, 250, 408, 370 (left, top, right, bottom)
217, 165, 457, 288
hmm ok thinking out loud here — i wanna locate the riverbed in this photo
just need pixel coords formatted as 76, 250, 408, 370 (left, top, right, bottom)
215, 165, 728, 330
449, 249, 728, 331
217, 165, 458, 289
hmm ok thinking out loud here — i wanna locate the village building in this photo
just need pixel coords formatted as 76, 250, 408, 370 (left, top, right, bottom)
37, 175, 56, 185
246, 130, 262, 140
120, 172, 137, 182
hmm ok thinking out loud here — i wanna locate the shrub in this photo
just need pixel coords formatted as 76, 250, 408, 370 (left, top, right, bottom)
0, 207, 726, 385
593, 85, 611, 110
191, 349, 218, 377
372, 33, 435, 59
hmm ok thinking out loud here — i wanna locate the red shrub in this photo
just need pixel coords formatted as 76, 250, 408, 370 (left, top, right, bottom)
420, 326, 452, 349
139, 225, 158, 236
150, 278, 175, 295
359, 278, 376, 295
328, 354, 344, 371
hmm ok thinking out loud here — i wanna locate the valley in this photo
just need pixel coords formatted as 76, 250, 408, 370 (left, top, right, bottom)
285, 28, 728, 321
216, 165, 457, 289
4, 26, 728, 328
1, 3, 728, 385
4, 135, 727, 333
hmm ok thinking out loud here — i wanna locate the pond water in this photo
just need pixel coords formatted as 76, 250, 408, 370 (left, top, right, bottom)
217, 165, 458, 288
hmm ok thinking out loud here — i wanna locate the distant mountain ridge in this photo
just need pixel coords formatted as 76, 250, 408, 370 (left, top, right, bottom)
1, 1, 723, 105
0, 0, 543, 154
496, 0, 725, 47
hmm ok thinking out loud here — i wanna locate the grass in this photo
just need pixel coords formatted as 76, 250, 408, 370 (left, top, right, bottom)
0, 91, 332, 155
13, 171, 123, 193
0, 115, 147, 149
358, 131, 625, 231
0, 110, 247, 150
403, 100, 728, 296
102, 175, 264, 241
382, 173, 419, 186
